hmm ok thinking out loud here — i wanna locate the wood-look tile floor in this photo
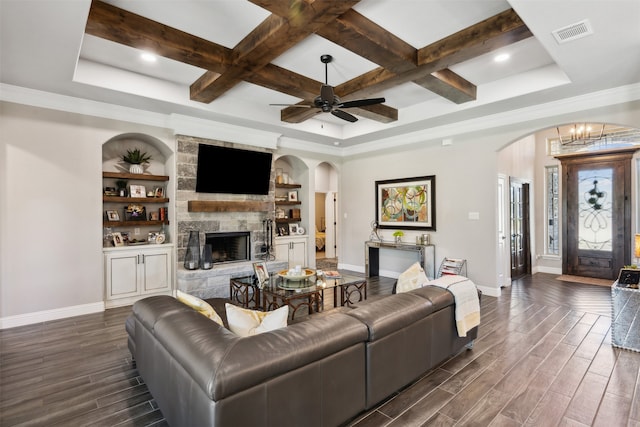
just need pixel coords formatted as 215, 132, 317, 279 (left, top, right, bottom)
1, 272, 638, 426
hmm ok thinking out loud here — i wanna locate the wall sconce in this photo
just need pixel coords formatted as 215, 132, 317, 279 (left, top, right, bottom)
635, 234, 640, 260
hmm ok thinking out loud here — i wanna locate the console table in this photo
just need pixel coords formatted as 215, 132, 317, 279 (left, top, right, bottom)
365, 240, 435, 279
611, 280, 640, 352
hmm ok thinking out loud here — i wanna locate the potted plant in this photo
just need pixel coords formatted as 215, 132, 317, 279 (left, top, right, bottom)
393, 230, 404, 243
122, 148, 152, 174
115, 179, 128, 197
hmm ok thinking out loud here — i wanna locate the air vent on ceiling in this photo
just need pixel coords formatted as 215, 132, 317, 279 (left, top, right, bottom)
552, 19, 594, 44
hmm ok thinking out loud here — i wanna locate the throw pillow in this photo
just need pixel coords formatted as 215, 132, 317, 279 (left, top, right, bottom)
395, 262, 429, 293
176, 290, 224, 326
225, 303, 288, 337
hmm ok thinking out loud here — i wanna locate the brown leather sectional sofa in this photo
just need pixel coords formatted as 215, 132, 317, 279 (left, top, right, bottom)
126, 285, 478, 426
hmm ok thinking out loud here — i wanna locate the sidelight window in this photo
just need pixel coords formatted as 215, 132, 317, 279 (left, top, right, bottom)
545, 166, 559, 255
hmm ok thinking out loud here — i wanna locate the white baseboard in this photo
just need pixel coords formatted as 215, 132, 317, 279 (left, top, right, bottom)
533, 266, 562, 275
476, 284, 501, 297
0, 302, 105, 330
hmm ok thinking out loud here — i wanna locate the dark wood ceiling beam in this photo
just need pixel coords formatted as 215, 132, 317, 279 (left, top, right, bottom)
190, 0, 361, 103
316, 9, 475, 104
315, 9, 416, 74
414, 69, 477, 104
85, 0, 231, 72
282, 8, 528, 123
245, 64, 320, 99
336, 9, 532, 100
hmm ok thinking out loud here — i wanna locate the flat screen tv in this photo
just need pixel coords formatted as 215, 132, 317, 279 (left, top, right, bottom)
195, 144, 273, 195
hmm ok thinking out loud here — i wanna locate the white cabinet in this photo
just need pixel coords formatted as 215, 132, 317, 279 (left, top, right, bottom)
274, 236, 308, 268
104, 245, 173, 307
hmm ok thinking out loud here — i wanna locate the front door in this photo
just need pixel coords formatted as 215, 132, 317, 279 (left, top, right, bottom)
559, 151, 634, 280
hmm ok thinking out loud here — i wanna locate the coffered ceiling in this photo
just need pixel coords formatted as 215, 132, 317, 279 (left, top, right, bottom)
1, 0, 639, 150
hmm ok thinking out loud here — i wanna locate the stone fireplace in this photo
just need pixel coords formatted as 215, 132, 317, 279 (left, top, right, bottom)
174, 136, 287, 298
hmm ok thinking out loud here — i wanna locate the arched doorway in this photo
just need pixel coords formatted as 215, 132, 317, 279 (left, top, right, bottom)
497, 123, 640, 285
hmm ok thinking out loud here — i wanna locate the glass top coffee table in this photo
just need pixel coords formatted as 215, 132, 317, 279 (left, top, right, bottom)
230, 270, 367, 320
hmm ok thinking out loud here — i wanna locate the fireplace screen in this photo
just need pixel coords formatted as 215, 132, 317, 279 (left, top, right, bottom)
205, 231, 250, 264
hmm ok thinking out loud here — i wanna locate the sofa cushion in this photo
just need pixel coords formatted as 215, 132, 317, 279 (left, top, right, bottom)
176, 290, 223, 325
408, 285, 454, 311
225, 303, 288, 336
345, 293, 434, 341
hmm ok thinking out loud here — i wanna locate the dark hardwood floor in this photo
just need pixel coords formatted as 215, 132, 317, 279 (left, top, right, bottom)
1, 272, 638, 426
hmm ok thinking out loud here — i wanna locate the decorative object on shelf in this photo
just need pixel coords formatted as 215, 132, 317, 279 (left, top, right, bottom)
290, 208, 300, 219
375, 175, 436, 231
297, 226, 305, 235
282, 172, 289, 184
103, 227, 114, 247
288, 190, 298, 201
201, 244, 213, 270
184, 230, 200, 270
146, 190, 154, 197
122, 148, 151, 174
149, 211, 159, 221
278, 226, 289, 236
124, 204, 147, 221
369, 220, 381, 242
418, 233, 430, 245
393, 230, 404, 243
253, 261, 268, 287
289, 224, 299, 235
155, 232, 166, 244
105, 210, 120, 221
112, 232, 124, 247
116, 180, 128, 197
154, 187, 164, 198
129, 184, 146, 198
276, 168, 284, 184
104, 186, 118, 196
275, 207, 285, 218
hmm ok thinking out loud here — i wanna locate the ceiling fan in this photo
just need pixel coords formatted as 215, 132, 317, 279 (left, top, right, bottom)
271, 54, 386, 123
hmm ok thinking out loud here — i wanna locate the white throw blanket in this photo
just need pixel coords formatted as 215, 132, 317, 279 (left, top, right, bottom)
426, 275, 480, 337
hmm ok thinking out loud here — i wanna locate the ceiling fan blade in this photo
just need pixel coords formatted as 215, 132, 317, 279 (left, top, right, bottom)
331, 109, 358, 123
337, 97, 386, 109
320, 84, 334, 103
269, 103, 312, 108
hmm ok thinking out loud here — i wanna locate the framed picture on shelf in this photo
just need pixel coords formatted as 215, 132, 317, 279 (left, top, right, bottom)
154, 186, 164, 198
105, 210, 120, 221
253, 262, 269, 287
279, 226, 289, 236
288, 191, 298, 202
289, 223, 298, 234
375, 175, 436, 231
129, 185, 146, 198
112, 232, 124, 247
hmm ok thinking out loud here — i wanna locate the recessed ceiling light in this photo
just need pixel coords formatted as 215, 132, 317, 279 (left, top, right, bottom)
494, 53, 510, 63
141, 52, 157, 63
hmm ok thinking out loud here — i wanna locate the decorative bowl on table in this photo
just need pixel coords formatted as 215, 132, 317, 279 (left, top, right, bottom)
277, 269, 315, 281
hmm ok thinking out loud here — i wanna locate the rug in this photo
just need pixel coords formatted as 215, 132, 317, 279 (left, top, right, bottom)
316, 257, 338, 270
556, 275, 613, 287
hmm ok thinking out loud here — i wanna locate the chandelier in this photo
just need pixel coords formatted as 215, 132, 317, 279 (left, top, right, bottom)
556, 123, 605, 145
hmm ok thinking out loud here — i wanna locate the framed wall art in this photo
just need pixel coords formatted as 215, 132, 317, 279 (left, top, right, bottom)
375, 175, 436, 231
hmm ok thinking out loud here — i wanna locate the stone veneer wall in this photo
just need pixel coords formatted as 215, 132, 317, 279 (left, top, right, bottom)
176, 135, 275, 267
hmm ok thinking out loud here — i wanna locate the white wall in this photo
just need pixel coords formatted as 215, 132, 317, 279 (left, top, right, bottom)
0, 102, 173, 325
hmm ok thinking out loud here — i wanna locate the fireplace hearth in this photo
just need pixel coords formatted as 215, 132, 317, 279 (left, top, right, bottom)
205, 231, 250, 264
